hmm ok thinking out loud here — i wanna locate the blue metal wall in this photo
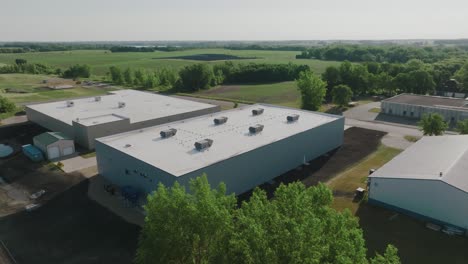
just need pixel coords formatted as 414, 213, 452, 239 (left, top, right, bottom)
95, 115, 344, 195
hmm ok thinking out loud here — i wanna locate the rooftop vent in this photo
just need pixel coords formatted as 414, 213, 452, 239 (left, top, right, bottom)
95, 96, 101, 102
214, 116, 228, 125
252, 108, 264, 116
195, 139, 213, 151
249, 124, 264, 134
66, 101, 74, 107
287, 114, 300, 122
160, 128, 177, 138
124, 144, 132, 148
118, 101, 126, 108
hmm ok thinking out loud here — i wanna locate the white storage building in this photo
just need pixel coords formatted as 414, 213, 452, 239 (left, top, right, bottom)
95, 104, 344, 195
368, 135, 468, 231
26, 90, 220, 149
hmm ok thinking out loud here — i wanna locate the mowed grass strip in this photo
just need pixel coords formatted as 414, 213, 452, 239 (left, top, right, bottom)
327, 145, 402, 213
3, 87, 114, 104
195, 81, 301, 108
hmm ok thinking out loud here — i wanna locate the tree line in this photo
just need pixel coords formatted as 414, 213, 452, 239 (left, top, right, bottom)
296, 45, 467, 63
106, 62, 310, 91
136, 175, 400, 264
320, 59, 468, 99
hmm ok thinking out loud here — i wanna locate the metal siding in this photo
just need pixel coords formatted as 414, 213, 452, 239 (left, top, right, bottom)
96, 116, 344, 195
382, 101, 468, 122
26, 107, 75, 137
369, 177, 468, 229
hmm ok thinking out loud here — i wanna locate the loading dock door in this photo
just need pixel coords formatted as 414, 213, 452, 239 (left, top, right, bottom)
62, 146, 74, 156
47, 146, 60, 159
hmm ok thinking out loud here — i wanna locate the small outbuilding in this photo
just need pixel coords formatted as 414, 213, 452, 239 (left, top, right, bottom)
33, 132, 75, 160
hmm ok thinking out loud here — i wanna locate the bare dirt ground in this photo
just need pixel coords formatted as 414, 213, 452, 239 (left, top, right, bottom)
0, 180, 139, 264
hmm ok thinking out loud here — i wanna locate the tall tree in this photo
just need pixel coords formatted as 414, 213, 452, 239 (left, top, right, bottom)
136, 176, 400, 264
296, 70, 327, 111
370, 245, 401, 264
109, 66, 124, 84
123, 68, 134, 86
178, 63, 215, 91
136, 175, 236, 264
418, 113, 448, 136
332, 84, 354, 107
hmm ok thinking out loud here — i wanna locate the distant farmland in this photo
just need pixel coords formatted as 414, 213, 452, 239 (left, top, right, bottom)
153, 53, 257, 61
0, 49, 341, 78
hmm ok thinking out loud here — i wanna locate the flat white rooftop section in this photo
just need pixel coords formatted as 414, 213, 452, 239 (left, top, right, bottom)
26, 89, 217, 126
370, 135, 468, 192
97, 104, 340, 176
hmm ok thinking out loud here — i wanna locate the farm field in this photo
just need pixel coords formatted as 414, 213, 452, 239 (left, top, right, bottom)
0, 49, 341, 77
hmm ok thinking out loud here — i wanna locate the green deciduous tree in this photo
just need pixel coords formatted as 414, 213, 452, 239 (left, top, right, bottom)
370, 245, 401, 264
418, 113, 448, 136
0, 96, 16, 114
296, 70, 327, 111
123, 68, 134, 86
133, 69, 146, 87
456, 120, 468, 134
136, 175, 236, 264
178, 63, 215, 91
109, 66, 124, 84
454, 62, 468, 92
62, 64, 91, 79
137, 176, 401, 264
332, 84, 354, 107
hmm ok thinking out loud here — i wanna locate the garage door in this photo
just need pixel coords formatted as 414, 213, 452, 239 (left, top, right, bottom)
47, 146, 60, 160
63, 146, 74, 156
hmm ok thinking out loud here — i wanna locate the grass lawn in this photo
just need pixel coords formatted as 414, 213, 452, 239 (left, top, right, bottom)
327, 145, 402, 213
195, 81, 301, 108
0, 49, 341, 78
0, 74, 116, 104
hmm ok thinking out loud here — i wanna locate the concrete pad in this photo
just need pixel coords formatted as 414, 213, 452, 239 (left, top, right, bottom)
60, 156, 97, 173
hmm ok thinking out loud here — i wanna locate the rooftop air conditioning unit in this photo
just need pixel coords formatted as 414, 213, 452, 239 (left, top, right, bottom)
195, 139, 213, 151
252, 108, 264, 116
249, 124, 264, 134
118, 102, 126, 108
287, 114, 300, 122
214, 116, 228, 125
66, 101, 74, 107
95, 96, 101, 102
160, 128, 177, 138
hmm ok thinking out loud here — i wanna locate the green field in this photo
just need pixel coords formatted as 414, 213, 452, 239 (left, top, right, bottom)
194, 81, 300, 107
0, 49, 340, 77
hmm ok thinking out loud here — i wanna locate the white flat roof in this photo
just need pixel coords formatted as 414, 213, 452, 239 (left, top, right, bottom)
26, 90, 217, 126
97, 104, 341, 176
370, 135, 468, 192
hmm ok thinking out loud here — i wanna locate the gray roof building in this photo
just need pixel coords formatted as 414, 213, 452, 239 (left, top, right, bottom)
26, 90, 220, 149
369, 135, 468, 230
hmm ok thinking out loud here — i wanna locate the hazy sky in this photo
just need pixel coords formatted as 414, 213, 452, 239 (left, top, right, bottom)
1, 0, 467, 41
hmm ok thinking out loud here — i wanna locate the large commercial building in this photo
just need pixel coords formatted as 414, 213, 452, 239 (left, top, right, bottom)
368, 135, 468, 231
381, 93, 468, 123
26, 90, 219, 149
95, 104, 344, 195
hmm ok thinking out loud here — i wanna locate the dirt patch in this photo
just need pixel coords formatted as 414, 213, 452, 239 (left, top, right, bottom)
238, 127, 386, 201
154, 54, 257, 61
0, 180, 140, 264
